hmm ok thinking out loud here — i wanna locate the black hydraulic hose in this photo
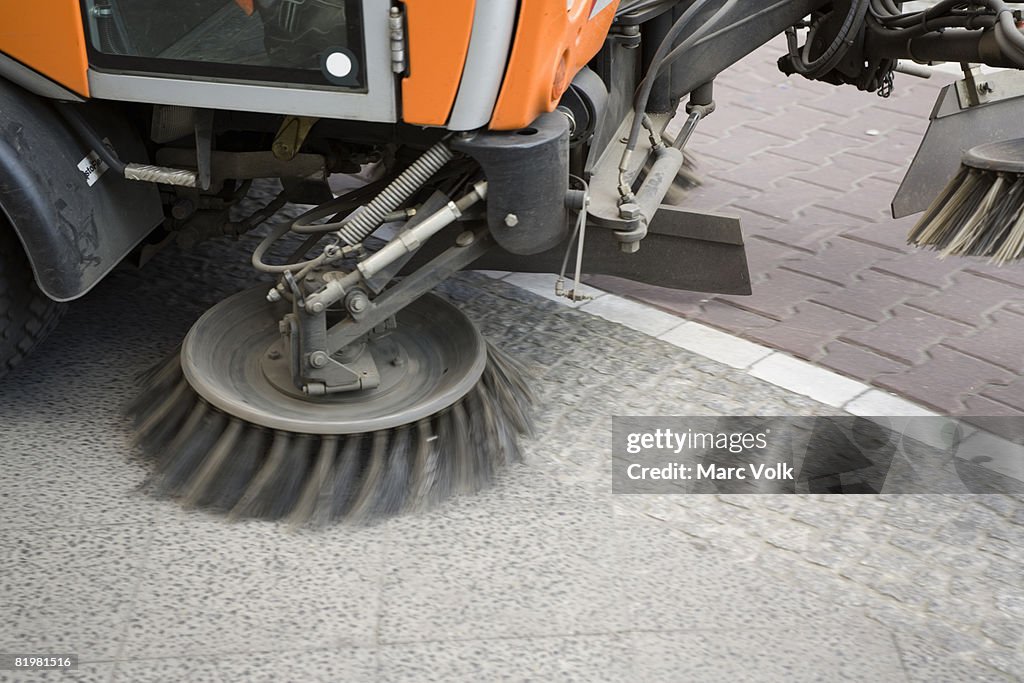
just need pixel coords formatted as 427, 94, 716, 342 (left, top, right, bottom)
786, 0, 870, 78
621, 0, 723, 172
53, 103, 127, 175
868, 0, 1024, 68
622, 0, 804, 174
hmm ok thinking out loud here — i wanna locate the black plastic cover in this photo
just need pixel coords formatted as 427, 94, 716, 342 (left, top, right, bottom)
451, 112, 570, 255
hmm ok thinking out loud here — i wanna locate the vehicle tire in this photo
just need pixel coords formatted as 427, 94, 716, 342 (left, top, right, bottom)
0, 220, 65, 379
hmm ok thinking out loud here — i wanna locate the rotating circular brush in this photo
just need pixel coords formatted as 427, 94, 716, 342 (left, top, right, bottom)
908, 139, 1024, 264
127, 288, 535, 525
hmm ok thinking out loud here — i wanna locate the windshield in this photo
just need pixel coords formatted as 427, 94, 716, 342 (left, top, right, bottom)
82, 0, 365, 88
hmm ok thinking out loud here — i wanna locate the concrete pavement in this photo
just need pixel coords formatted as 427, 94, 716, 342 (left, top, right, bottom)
0, 225, 1021, 681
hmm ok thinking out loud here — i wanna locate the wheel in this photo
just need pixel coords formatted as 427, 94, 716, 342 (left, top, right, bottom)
0, 220, 64, 378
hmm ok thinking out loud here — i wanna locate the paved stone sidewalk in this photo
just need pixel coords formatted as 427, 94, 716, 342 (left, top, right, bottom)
595, 37, 1024, 417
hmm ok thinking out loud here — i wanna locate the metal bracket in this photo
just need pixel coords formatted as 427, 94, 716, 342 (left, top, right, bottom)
283, 302, 383, 396
587, 112, 683, 252
282, 229, 494, 394
954, 65, 1024, 110
194, 109, 214, 191
272, 115, 318, 161
326, 230, 493, 352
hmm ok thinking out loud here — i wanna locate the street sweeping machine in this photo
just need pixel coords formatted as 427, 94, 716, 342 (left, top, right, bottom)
3, 0, 1024, 522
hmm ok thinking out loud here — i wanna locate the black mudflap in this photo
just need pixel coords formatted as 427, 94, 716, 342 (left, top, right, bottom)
409, 205, 752, 296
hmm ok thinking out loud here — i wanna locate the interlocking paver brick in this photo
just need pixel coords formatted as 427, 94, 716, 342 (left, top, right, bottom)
770, 129, 866, 165
909, 273, 1024, 327
689, 101, 777, 138
746, 107, 847, 142
721, 268, 839, 320
784, 237, 902, 286
680, 176, 759, 213
793, 154, 897, 193
817, 176, 908, 222
810, 270, 930, 322
818, 340, 912, 382
732, 176, 842, 222
872, 253, 964, 288
801, 84, 879, 117
966, 265, 1024, 289
740, 236, 806, 277
944, 310, 1024, 373
875, 346, 1017, 413
712, 151, 817, 192
848, 128, 932, 166
745, 302, 873, 361
694, 129, 789, 165
822, 106, 928, 138
842, 305, 973, 365
978, 378, 1024, 414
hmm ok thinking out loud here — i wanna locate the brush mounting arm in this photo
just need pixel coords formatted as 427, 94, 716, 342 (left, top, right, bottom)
325, 229, 493, 352
282, 228, 493, 395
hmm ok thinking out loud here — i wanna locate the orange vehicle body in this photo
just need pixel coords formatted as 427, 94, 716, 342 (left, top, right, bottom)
401, 0, 477, 127
491, 0, 620, 130
0, 0, 89, 96
0, 0, 619, 130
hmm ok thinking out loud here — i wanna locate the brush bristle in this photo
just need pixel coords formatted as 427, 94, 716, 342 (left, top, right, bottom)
127, 342, 534, 525
909, 167, 1024, 264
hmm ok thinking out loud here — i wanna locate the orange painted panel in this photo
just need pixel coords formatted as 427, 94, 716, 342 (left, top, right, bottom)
0, 0, 90, 96
402, 0, 476, 126
491, 0, 619, 130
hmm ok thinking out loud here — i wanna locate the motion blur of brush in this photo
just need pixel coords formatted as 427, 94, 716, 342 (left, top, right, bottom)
127, 341, 534, 526
908, 139, 1024, 264
677, 149, 702, 189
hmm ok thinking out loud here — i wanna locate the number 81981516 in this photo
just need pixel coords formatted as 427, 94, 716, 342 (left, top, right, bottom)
3, 655, 77, 670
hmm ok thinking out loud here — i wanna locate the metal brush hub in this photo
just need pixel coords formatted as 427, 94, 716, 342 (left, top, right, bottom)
964, 139, 1024, 173
180, 287, 487, 434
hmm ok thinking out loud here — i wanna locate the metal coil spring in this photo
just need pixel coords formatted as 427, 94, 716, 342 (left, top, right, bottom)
336, 141, 454, 246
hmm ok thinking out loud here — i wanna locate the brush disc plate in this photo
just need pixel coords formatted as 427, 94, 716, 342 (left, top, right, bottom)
180, 287, 486, 434
964, 139, 1024, 173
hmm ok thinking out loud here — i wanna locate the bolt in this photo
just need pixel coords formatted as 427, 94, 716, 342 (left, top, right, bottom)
309, 351, 329, 368
267, 288, 282, 303
303, 383, 326, 396
456, 231, 475, 247
503, 213, 519, 227
619, 202, 641, 221
620, 241, 640, 254
346, 291, 369, 314
170, 198, 195, 220
391, 356, 405, 367
267, 349, 281, 360
309, 301, 325, 314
